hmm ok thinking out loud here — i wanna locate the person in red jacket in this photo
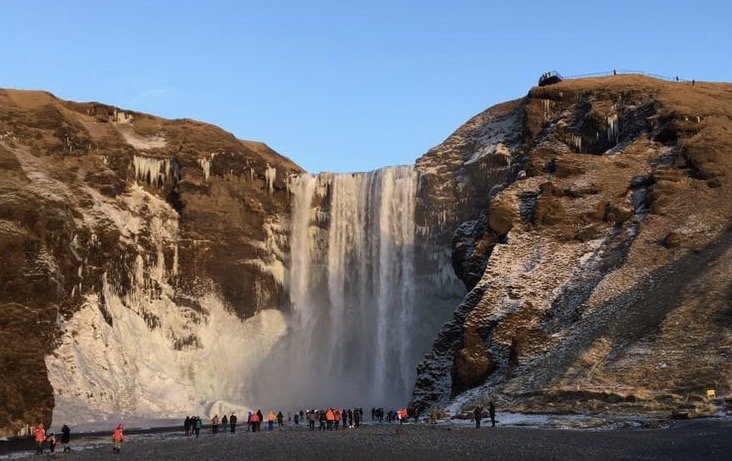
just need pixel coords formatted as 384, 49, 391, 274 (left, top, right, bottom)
33, 423, 46, 454
112, 424, 124, 453
250, 410, 261, 432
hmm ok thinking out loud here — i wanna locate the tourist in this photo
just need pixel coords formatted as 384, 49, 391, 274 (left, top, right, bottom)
33, 423, 45, 454
334, 408, 341, 429
211, 414, 220, 434
325, 408, 335, 430
250, 410, 260, 432
319, 410, 326, 431
474, 405, 483, 428
194, 416, 202, 437
230, 413, 237, 433
61, 424, 71, 452
308, 410, 316, 430
46, 432, 57, 454
354, 408, 361, 427
293, 412, 300, 425
489, 401, 496, 427
184, 416, 191, 435
267, 411, 276, 431
348, 408, 354, 428
112, 424, 124, 454
277, 411, 284, 428
222, 414, 228, 429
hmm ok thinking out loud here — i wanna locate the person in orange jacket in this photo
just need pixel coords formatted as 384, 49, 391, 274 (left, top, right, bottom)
325, 408, 335, 430
267, 411, 276, 431
33, 423, 46, 454
112, 424, 124, 453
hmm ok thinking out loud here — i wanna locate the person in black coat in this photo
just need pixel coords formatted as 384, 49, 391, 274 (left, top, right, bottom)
230, 413, 238, 433
474, 406, 483, 428
60, 425, 71, 452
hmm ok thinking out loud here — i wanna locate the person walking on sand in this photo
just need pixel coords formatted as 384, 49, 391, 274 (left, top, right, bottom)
267, 411, 276, 431
277, 411, 284, 428
112, 424, 124, 453
222, 414, 228, 429
194, 416, 202, 437
230, 413, 237, 433
211, 414, 220, 434
489, 401, 496, 427
34, 422, 46, 454
474, 405, 483, 428
61, 424, 71, 452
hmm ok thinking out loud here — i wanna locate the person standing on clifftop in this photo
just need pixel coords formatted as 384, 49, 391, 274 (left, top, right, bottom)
489, 401, 496, 427
474, 405, 483, 428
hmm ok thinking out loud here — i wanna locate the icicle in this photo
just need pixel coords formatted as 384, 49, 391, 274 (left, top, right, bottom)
607, 114, 619, 144
112, 109, 133, 124
197, 154, 216, 181
264, 164, 277, 194
571, 135, 582, 152
133, 155, 171, 186
542, 99, 551, 117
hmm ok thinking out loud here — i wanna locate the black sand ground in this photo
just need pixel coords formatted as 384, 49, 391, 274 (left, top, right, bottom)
3, 419, 730, 460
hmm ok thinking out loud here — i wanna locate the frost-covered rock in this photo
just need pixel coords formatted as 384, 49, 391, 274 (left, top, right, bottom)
411, 75, 732, 418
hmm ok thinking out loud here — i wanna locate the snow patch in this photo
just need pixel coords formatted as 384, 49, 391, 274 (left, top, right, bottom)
465, 142, 511, 166
121, 131, 166, 150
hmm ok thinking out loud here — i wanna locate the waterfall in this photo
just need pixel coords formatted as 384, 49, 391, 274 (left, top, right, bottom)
250, 166, 419, 408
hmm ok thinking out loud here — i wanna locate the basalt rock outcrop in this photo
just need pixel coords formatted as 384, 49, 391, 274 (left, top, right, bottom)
0, 89, 301, 435
412, 75, 732, 417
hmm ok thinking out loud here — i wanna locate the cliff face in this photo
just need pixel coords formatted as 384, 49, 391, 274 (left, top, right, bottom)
0, 89, 301, 434
2, 75, 730, 434
412, 75, 732, 416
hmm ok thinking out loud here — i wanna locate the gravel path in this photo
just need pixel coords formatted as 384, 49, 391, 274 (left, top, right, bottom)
4, 419, 730, 460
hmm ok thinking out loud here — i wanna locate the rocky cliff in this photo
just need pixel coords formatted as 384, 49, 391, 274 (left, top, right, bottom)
411, 75, 732, 417
2, 74, 730, 435
0, 89, 301, 435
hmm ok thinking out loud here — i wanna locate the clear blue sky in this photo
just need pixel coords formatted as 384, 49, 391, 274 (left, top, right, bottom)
1, 1, 730, 173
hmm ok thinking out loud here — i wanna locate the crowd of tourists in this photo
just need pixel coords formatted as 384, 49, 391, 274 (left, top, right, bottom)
28, 402, 498, 455
180, 405, 438, 436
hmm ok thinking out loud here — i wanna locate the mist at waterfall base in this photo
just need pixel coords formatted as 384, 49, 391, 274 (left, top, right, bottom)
246, 167, 458, 410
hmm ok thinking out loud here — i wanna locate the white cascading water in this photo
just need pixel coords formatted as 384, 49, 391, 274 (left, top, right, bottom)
250, 166, 419, 408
